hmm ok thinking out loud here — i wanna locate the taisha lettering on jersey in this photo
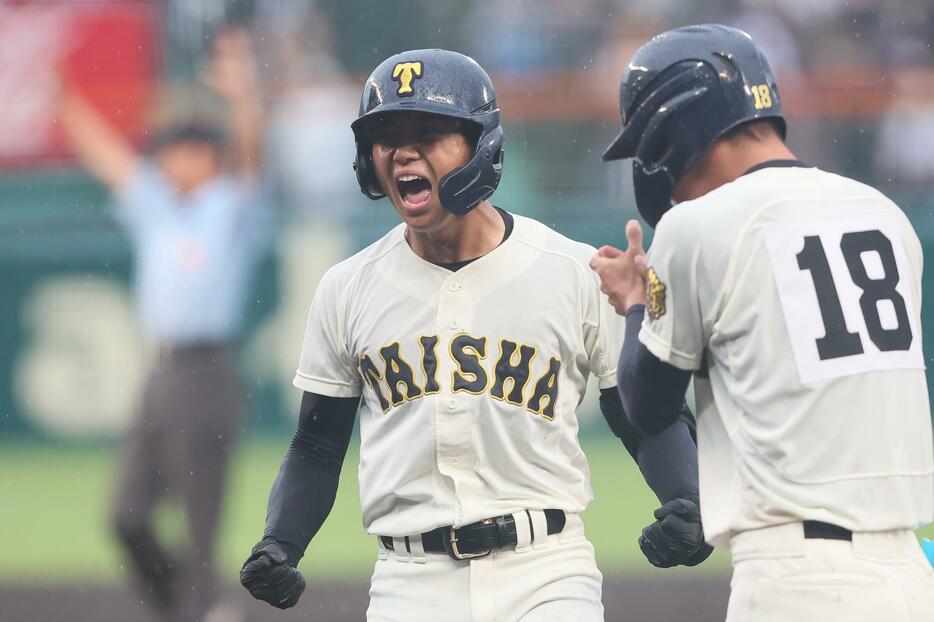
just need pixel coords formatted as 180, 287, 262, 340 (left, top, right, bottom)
358, 334, 561, 419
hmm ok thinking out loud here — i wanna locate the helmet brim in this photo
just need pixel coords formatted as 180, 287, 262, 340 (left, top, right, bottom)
602, 127, 638, 161
351, 101, 489, 140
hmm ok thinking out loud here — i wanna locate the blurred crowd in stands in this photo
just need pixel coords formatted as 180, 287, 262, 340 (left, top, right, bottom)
149, 0, 934, 225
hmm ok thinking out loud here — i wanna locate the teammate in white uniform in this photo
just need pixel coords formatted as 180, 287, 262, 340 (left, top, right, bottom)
592, 24, 934, 621
239, 49, 712, 621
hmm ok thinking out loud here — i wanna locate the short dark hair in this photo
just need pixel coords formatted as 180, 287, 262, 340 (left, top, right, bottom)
151, 122, 227, 153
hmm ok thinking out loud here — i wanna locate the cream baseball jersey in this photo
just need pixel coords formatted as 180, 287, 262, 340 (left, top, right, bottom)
293, 213, 623, 536
639, 165, 934, 548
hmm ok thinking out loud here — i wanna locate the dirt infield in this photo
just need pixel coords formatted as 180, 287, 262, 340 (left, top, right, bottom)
0, 574, 729, 621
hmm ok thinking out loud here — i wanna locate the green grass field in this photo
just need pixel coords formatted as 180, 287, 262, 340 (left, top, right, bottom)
1, 438, 931, 584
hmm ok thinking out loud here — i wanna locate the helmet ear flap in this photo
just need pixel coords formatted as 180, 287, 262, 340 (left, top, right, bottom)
353, 143, 385, 200
438, 125, 504, 216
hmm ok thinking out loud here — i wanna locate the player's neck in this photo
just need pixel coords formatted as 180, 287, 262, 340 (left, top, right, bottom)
405, 201, 505, 264
674, 136, 796, 203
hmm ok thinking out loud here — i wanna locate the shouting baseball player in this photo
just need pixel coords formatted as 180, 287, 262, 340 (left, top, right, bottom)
239, 49, 710, 621
591, 24, 934, 621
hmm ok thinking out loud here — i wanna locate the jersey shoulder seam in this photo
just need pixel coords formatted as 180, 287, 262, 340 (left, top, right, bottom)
511, 228, 598, 328
330, 228, 406, 363
337, 229, 406, 295
509, 225, 594, 280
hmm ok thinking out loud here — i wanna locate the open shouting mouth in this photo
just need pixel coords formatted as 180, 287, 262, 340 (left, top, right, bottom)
396, 174, 433, 210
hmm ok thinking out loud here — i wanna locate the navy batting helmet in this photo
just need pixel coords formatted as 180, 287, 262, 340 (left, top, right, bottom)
603, 24, 786, 227
351, 49, 504, 216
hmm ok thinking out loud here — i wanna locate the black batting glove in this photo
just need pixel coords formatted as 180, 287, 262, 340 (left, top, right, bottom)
639, 497, 714, 568
240, 538, 306, 609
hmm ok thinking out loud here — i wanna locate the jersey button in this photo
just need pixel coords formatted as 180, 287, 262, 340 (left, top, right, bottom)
448, 320, 460, 330
448, 281, 460, 292
446, 399, 458, 410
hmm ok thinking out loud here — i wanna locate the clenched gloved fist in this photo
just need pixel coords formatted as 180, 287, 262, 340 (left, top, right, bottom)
639, 497, 714, 568
240, 538, 306, 609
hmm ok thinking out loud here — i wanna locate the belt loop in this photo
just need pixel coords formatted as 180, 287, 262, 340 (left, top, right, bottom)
408, 534, 427, 564
512, 511, 532, 552
392, 537, 410, 563
529, 510, 548, 546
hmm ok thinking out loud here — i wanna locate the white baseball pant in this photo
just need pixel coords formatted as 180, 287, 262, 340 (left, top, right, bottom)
366, 512, 604, 622
726, 521, 934, 621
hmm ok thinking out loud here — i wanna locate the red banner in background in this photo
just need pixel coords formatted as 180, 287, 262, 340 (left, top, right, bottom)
0, 2, 159, 170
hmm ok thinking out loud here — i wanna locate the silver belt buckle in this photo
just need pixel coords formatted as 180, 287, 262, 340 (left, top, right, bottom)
446, 520, 493, 560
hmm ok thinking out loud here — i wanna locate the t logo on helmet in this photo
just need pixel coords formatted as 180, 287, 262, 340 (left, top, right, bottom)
392, 61, 423, 96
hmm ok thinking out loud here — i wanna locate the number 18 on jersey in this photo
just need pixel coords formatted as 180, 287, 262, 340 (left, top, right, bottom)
764, 212, 924, 384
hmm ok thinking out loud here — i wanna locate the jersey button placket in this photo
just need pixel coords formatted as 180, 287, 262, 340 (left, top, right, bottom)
435, 277, 474, 524
445, 279, 461, 331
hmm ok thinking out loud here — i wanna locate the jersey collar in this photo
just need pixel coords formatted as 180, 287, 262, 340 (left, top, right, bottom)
434, 207, 514, 272
741, 159, 811, 177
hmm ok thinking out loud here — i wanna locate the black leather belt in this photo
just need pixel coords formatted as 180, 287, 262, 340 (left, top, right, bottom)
379, 509, 566, 560
803, 520, 852, 541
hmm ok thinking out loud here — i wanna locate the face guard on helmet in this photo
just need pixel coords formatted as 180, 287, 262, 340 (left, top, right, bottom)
603, 24, 786, 228
351, 49, 505, 216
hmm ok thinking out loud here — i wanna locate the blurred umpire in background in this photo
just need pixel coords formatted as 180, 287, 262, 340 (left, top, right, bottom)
58, 28, 267, 622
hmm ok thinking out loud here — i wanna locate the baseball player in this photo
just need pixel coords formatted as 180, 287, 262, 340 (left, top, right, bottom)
239, 49, 711, 621
591, 24, 934, 621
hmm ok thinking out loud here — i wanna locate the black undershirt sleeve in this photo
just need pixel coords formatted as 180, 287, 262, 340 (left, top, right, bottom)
598, 302, 700, 503
599, 388, 699, 503
262, 391, 360, 564
618, 304, 693, 435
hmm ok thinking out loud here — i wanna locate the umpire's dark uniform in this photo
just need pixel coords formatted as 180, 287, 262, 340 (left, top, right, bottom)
110, 164, 266, 621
